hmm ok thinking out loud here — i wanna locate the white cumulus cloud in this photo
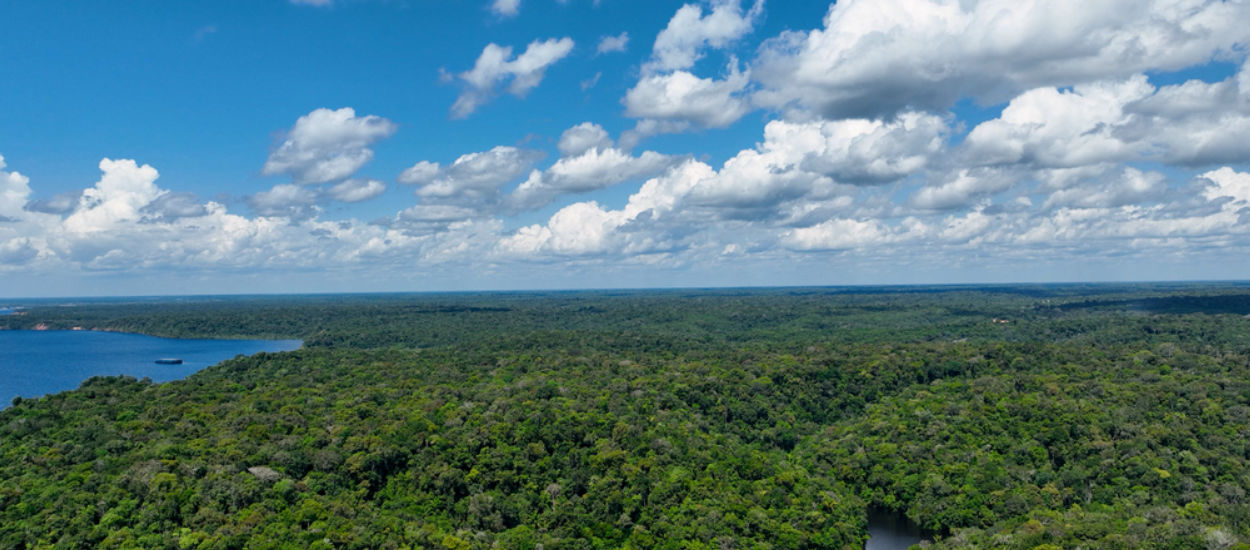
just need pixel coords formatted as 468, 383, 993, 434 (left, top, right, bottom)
753, 0, 1250, 119
0, 155, 33, 220
961, 63, 1250, 170
622, 64, 751, 134
1044, 167, 1168, 209
779, 112, 948, 184
1202, 167, 1250, 204
620, 0, 764, 143
408, 146, 545, 208
500, 160, 713, 257
782, 218, 893, 251
452, 38, 575, 118
557, 122, 614, 157
327, 178, 387, 203
910, 168, 1014, 211
63, 158, 164, 234
398, 161, 441, 185
646, 0, 763, 74
508, 147, 679, 211
262, 107, 397, 184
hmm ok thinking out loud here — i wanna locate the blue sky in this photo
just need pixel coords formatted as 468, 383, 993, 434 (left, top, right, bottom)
1, 0, 1249, 297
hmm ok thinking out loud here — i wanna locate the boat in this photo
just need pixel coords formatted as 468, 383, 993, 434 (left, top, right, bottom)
154, 358, 183, 365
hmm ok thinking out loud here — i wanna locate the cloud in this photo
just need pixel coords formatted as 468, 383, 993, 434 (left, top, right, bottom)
384, 204, 501, 237
557, 122, 614, 156
4, 148, 1250, 286
500, 160, 713, 257
620, 0, 764, 143
141, 192, 210, 221
683, 146, 833, 215
397, 161, 441, 185
247, 184, 319, 218
327, 178, 386, 203
782, 218, 893, 251
0, 156, 507, 275
1013, 202, 1241, 246
0, 238, 38, 265
962, 76, 1153, 168
0, 155, 32, 219
961, 63, 1250, 170
262, 107, 397, 184
1044, 167, 1168, 209
12, 0, 1250, 287
290, 0, 332, 6
501, 201, 626, 256
403, 124, 681, 214
619, 120, 696, 151
1202, 167, 1250, 204
622, 63, 751, 132
24, 191, 83, 215
499, 122, 683, 211
1126, 63, 1250, 166
3, 158, 238, 270
910, 168, 1014, 211
490, 0, 521, 17
451, 38, 575, 118
597, 32, 629, 55
753, 0, 1250, 119
397, 204, 479, 222
63, 158, 164, 233
406, 146, 544, 206
645, 0, 763, 74
509, 148, 680, 211
780, 112, 948, 184
624, 113, 943, 217
552, 112, 944, 231
580, 72, 602, 91
934, 207, 999, 244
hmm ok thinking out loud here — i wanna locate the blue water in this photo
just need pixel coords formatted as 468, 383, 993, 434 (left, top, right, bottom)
1, 330, 301, 404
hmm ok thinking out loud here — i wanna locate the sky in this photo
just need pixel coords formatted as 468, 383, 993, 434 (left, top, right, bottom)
1, 0, 1249, 297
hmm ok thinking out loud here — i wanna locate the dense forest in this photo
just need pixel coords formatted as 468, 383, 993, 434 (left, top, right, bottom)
3, 283, 1250, 549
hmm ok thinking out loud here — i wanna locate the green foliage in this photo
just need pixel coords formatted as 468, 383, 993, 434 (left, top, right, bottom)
807, 342, 1250, 548
2, 284, 1250, 548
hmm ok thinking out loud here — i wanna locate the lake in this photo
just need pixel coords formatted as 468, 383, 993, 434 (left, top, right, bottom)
1, 330, 301, 405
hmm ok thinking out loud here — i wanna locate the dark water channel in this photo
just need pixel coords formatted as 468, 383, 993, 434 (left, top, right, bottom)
864, 508, 930, 550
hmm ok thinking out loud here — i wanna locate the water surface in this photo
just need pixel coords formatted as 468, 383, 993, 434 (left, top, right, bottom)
865, 508, 928, 550
1, 330, 301, 404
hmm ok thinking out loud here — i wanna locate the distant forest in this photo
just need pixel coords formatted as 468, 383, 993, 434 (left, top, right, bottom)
3, 283, 1250, 549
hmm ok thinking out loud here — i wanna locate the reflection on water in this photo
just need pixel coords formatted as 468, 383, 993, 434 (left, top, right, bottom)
865, 508, 928, 550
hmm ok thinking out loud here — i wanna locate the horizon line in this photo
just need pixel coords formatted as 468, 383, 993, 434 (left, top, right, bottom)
5, 278, 1250, 302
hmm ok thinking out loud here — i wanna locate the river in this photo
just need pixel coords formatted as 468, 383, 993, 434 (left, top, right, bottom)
1, 330, 301, 405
